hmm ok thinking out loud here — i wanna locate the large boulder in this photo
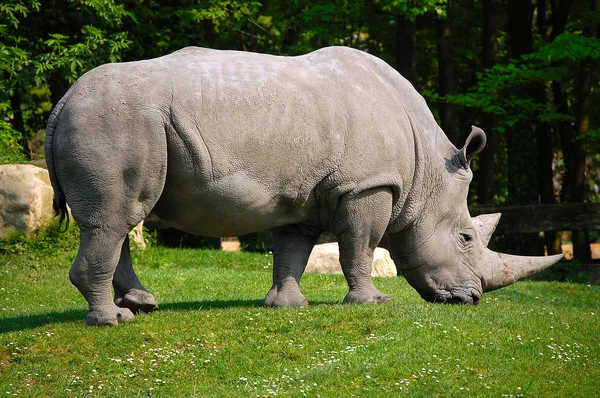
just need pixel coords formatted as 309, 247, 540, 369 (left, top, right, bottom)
0, 164, 54, 238
129, 221, 147, 250
305, 242, 397, 277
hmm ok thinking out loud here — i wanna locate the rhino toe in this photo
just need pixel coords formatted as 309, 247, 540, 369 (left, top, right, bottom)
264, 286, 308, 308
85, 306, 135, 326
115, 288, 158, 313
343, 288, 391, 304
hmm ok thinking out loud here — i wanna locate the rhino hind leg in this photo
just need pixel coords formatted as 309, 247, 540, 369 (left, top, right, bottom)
264, 224, 321, 308
71, 220, 156, 325
113, 235, 158, 313
59, 147, 166, 325
335, 188, 392, 305
70, 228, 135, 326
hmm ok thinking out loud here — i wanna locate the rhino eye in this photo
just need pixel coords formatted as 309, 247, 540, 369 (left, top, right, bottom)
460, 233, 473, 243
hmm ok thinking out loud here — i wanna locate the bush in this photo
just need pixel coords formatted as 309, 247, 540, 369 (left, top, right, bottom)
0, 219, 79, 258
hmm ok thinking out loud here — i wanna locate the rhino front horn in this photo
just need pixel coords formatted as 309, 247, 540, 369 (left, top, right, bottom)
481, 248, 563, 292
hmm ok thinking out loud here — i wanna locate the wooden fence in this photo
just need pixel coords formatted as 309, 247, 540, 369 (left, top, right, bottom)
470, 202, 600, 270
469, 203, 600, 234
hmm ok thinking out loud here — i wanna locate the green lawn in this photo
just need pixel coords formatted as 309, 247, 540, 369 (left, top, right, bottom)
1, 237, 599, 397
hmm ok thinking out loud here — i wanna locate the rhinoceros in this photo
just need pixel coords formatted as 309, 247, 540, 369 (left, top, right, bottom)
45, 46, 562, 325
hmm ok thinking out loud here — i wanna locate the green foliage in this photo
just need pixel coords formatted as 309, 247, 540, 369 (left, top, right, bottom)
0, 105, 26, 163
526, 33, 600, 63
0, 1, 38, 161
1, 0, 133, 160
186, 0, 261, 21
377, 0, 447, 17
37, 27, 131, 84
449, 31, 600, 135
0, 220, 79, 259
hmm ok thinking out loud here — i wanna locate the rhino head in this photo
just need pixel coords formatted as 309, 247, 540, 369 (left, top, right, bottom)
388, 126, 563, 304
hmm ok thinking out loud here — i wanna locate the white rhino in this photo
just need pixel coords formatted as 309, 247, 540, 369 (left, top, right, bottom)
45, 46, 562, 325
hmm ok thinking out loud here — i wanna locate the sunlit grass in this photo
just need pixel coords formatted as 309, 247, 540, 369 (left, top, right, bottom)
1, 241, 599, 397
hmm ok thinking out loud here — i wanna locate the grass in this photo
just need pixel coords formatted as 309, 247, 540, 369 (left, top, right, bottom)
0, 229, 599, 397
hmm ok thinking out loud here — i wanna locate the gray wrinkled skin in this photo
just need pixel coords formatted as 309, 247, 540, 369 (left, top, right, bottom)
45, 47, 552, 326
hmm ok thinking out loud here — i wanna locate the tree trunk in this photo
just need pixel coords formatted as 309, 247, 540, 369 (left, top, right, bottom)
571, 56, 594, 263
552, 0, 573, 204
506, 0, 537, 206
550, 0, 572, 41
533, 0, 560, 255
49, 71, 71, 110
506, 0, 537, 200
537, 0, 547, 28
477, 0, 498, 205
502, 0, 544, 255
562, 0, 596, 264
202, 19, 216, 48
11, 87, 31, 160
548, 0, 573, 256
536, 122, 554, 204
535, 0, 557, 208
435, 1, 458, 145
396, 11, 416, 86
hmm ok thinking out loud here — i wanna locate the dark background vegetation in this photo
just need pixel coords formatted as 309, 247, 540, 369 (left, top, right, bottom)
1, 0, 599, 278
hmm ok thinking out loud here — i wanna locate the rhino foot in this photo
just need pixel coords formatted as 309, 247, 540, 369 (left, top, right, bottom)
85, 305, 135, 326
343, 288, 391, 305
114, 288, 158, 314
264, 286, 308, 308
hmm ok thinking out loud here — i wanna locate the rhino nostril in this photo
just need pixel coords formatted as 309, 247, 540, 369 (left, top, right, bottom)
472, 292, 481, 305
444, 294, 465, 305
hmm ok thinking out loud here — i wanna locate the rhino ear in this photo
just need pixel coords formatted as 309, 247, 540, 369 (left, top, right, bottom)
457, 126, 487, 169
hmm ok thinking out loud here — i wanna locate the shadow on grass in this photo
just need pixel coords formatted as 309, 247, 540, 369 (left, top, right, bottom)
0, 299, 340, 334
160, 298, 338, 311
160, 299, 264, 311
0, 309, 87, 334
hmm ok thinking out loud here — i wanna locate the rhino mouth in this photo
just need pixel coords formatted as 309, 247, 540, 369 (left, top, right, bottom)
421, 289, 481, 305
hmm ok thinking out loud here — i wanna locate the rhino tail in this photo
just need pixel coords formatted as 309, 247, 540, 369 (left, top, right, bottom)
44, 93, 71, 232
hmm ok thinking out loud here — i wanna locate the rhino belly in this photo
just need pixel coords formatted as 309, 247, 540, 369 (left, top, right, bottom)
152, 169, 311, 237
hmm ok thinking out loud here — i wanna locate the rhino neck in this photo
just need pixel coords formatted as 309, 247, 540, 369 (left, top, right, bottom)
388, 123, 457, 234
387, 136, 455, 270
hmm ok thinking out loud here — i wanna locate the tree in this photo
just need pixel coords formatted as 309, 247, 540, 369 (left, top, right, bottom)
502, 0, 543, 255
0, 0, 132, 161
569, 0, 599, 264
435, 0, 458, 145
476, 0, 497, 205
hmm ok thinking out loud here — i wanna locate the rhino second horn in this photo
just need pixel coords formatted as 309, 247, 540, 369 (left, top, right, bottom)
481, 248, 563, 292
471, 213, 501, 247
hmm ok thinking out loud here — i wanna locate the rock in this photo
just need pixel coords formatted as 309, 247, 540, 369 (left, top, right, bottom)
305, 242, 397, 277
129, 221, 146, 250
0, 164, 54, 238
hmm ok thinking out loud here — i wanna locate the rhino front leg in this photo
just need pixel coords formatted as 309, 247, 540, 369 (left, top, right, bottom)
335, 187, 393, 304
69, 228, 135, 326
113, 235, 158, 313
264, 224, 321, 308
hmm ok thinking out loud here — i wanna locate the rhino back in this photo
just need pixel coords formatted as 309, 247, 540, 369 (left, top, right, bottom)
158, 48, 349, 221
58, 47, 435, 235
